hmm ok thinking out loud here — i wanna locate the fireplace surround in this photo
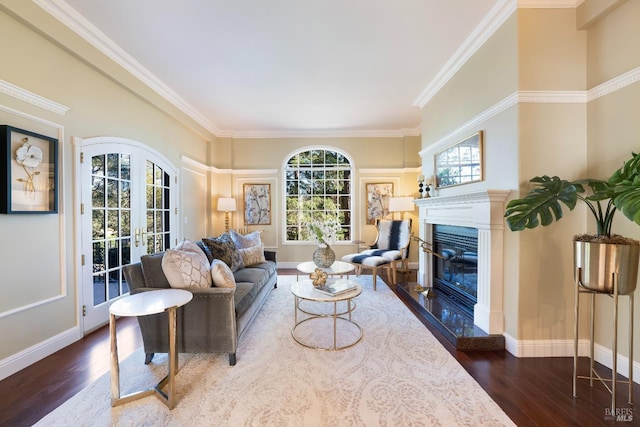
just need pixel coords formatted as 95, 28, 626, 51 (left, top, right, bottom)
414, 190, 510, 335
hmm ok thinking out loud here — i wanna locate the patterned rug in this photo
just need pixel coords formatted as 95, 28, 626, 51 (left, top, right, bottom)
36, 276, 515, 426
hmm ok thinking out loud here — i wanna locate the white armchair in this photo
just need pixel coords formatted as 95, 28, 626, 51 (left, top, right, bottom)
342, 219, 412, 290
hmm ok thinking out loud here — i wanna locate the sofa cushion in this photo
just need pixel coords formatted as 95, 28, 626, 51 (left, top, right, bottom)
234, 282, 256, 317
233, 261, 275, 289
202, 235, 244, 272
162, 248, 212, 289
140, 252, 171, 289
238, 244, 266, 267
229, 229, 262, 249
210, 259, 237, 289
241, 260, 276, 276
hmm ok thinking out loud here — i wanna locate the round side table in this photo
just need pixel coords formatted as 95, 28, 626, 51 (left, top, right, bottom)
109, 289, 192, 409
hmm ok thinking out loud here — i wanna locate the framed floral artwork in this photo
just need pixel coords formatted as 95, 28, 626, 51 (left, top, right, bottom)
366, 182, 393, 224
0, 125, 58, 214
243, 183, 271, 225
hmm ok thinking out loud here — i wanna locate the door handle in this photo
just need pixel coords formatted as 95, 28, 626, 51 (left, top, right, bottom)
134, 228, 141, 247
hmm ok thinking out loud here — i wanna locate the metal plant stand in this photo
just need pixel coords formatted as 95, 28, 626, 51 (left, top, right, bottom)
573, 268, 634, 413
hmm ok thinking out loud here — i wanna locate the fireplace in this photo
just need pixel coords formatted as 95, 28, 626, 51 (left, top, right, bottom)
432, 224, 478, 315
414, 190, 510, 335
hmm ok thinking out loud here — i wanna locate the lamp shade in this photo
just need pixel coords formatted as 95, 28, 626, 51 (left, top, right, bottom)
388, 196, 415, 213
217, 197, 237, 212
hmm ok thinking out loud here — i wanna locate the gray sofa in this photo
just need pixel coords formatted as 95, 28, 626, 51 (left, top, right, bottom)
122, 246, 277, 366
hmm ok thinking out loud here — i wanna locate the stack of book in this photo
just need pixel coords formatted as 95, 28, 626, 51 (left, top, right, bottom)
314, 279, 357, 296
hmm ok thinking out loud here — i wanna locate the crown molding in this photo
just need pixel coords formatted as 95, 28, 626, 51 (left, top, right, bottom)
34, 0, 223, 136
517, 0, 584, 7
419, 66, 640, 159
587, 66, 640, 102
34, 0, 424, 139
231, 169, 279, 175
518, 90, 588, 103
0, 79, 70, 115
230, 128, 420, 139
419, 92, 519, 157
359, 167, 421, 174
413, 0, 517, 108
180, 156, 208, 171
413, 0, 587, 110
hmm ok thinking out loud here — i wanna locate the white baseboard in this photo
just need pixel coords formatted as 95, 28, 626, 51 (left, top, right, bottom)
0, 326, 82, 381
504, 333, 640, 384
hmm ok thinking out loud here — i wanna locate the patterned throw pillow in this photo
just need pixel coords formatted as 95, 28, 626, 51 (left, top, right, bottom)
238, 244, 266, 267
175, 238, 209, 265
210, 259, 236, 288
229, 229, 262, 249
161, 248, 212, 289
202, 235, 244, 272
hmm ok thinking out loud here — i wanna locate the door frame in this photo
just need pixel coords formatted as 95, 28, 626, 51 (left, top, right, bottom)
73, 136, 178, 334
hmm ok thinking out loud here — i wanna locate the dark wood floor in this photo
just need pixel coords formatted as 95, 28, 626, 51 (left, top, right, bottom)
1, 270, 639, 426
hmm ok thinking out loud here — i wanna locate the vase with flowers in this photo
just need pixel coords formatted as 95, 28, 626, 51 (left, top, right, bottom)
307, 219, 342, 268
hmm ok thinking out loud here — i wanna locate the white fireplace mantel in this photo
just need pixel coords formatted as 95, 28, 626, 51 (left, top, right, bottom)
414, 190, 510, 335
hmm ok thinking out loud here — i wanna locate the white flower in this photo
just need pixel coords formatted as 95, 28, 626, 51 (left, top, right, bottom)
308, 219, 342, 245
16, 143, 43, 168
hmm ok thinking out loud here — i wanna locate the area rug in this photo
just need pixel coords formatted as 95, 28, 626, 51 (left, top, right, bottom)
36, 275, 515, 427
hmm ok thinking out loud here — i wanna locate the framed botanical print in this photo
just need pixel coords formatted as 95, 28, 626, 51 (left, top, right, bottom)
0, 125, 58, 214
366, 182, 393, 224
243, 183, 271, 225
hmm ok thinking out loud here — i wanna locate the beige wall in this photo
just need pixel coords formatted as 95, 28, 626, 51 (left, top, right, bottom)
518, 8, 587, 91
419, 2, 640, 363
585, 0, 640, 358
585, 0, 640, 87
514, 9, 587, 342
421, 14, 518, 146
0, 6, 211, 366
210, 136, 422, 263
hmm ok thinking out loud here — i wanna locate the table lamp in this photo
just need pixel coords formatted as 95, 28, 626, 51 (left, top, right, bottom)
217, 197, 237, 232
388, 196, 415, 219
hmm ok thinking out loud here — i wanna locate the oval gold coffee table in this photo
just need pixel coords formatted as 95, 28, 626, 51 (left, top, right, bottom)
291, 279, 363, 351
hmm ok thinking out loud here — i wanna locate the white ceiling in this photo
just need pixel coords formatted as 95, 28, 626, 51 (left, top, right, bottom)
55, 0, 504, 137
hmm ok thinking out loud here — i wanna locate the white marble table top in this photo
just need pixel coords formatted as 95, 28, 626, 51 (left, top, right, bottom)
109, 289, 193, 317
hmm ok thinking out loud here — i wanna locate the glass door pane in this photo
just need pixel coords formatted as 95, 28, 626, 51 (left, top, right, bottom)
90, 153, 132, 306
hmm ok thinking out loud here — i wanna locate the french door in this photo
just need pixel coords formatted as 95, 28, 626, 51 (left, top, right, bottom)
78, 138, 176, 333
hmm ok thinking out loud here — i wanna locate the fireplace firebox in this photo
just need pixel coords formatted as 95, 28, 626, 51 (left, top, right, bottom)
432, 224, 478, 315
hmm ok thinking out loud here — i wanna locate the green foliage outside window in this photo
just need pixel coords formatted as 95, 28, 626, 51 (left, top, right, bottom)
285, 149, 352, 242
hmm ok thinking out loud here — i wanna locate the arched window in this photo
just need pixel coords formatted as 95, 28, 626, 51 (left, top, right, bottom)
284, 148, 353, 242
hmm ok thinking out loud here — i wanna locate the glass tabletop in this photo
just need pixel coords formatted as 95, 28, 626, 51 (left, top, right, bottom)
296, 260, 355, 275
291, 279, 362, 302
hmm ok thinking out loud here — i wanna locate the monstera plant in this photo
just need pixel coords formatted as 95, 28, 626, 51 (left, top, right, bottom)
504, 151, 640, 294
505, 151, 640, 241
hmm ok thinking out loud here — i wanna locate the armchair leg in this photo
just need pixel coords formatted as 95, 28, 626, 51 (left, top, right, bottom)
229, 353, 237, 366
144, 352, 154, 364
372, 267, 377, 291
391, 263, 397, 285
